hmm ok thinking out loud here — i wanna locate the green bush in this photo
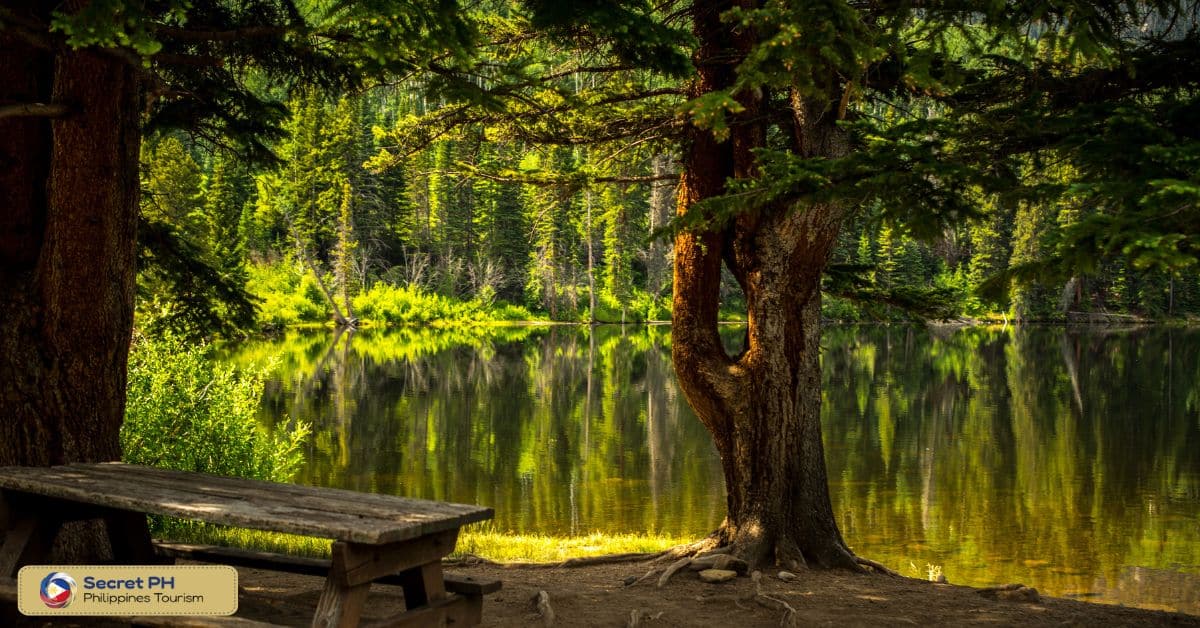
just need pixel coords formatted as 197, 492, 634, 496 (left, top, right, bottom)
246, 261, 328, 328
353, 283, 536, 325
123, 333, 309, 483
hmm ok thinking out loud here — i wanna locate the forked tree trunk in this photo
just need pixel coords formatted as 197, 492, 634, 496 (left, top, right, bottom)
0, 6, 144, 560
671, 0, 859, 570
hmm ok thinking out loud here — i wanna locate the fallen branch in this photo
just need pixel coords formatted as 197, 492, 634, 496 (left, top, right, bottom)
0, 103, 70, 120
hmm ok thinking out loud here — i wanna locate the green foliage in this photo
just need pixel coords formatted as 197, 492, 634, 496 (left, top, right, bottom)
352, 283, 534, 325
123, 333, 309, 482
246, 261, 330, 329
138, 138, 258, 339
125, 1, 1200, 327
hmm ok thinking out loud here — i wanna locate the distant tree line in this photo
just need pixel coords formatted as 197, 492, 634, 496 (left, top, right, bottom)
142, 86, 1200, 337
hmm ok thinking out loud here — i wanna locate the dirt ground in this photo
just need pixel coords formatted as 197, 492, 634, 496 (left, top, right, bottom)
222, 560, 1200, 627
14, 560, 1200, 627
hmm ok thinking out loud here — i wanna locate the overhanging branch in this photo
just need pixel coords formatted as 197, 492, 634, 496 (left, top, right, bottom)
155, 26, 290, 43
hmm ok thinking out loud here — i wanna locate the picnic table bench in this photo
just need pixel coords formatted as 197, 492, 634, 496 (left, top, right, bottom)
0, 462, 499, 627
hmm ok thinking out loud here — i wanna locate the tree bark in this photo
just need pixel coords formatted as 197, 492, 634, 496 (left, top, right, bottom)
0, 3, 143, 560
671, 0, 859, 570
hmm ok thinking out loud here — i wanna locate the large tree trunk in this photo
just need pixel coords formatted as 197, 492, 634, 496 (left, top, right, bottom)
0, 4, 143, 559
671, 0, 859, 571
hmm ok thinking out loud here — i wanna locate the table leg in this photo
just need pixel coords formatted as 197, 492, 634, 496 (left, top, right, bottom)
311, 533, 476, 628
396, 562, 447, 609
313, 574, 371, 628
312, 541, 372, 628
103, 509, 160, 564
0, 513, 61, 577
0, 494, 62, 627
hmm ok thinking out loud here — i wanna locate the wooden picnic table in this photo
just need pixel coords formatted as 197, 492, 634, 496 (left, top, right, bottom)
0, 462, 497, 627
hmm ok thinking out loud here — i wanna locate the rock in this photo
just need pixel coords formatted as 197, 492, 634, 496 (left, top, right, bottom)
711, 555, 749, 575
623, 575, 638, 587
698, 569, 738, 584
934, 574, 949, 584
777, 571, 798, 582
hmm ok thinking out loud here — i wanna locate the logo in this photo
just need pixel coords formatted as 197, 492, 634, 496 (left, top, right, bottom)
39, 571, 76, 609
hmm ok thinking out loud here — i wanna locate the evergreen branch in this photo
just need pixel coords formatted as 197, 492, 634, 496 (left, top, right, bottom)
0, 6, 53, 50
447, 166, 678, 186
154, 53, 224, 68
155, 26, 291, 42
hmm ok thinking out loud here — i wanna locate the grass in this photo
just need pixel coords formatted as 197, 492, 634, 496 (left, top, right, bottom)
453, 529, 688, 563
156, 521, 690, 564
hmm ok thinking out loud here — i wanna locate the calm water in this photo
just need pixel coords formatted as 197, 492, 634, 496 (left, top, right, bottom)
223, 324, 1200, 613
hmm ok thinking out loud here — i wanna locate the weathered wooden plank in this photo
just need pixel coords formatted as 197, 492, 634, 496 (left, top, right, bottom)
74, 465, 487, 538
69, 463, 488, 522
337, 532, 457, 588
153, 542, 501, 594
0, 464, 492, 542
0, 465, 491, 544
361, 594, 474, 628
442, 575, 501, 596
63, 463, 488, 521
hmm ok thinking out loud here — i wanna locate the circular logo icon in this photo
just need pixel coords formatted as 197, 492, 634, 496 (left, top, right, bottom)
39, 571, 75, 609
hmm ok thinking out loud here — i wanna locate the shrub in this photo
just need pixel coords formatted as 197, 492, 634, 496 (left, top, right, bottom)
123, 333, 309, 483
353, 283, 537, 325
246, 261, 329, 328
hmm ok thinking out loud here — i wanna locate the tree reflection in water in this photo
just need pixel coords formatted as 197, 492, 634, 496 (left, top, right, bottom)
223, 324, 1200, 613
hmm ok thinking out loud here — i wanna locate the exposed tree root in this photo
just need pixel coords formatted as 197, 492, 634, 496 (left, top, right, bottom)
533, 590, 555, 626
450, 551, 665, 570
656, 557, 693, 588
558, 551, 668, 568
626, 609, 664, 627
855, 556, 900, 577
653, 533, 725, 563
629, 567, 658, 586
748, 571, 799, 627
443, 554, 498, 567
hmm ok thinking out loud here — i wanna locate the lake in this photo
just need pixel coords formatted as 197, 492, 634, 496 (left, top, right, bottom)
223, 324, 1200, 614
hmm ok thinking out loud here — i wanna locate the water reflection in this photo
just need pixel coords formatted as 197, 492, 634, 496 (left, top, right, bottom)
223, 324, 1200, 613
227, 325, 726, 538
